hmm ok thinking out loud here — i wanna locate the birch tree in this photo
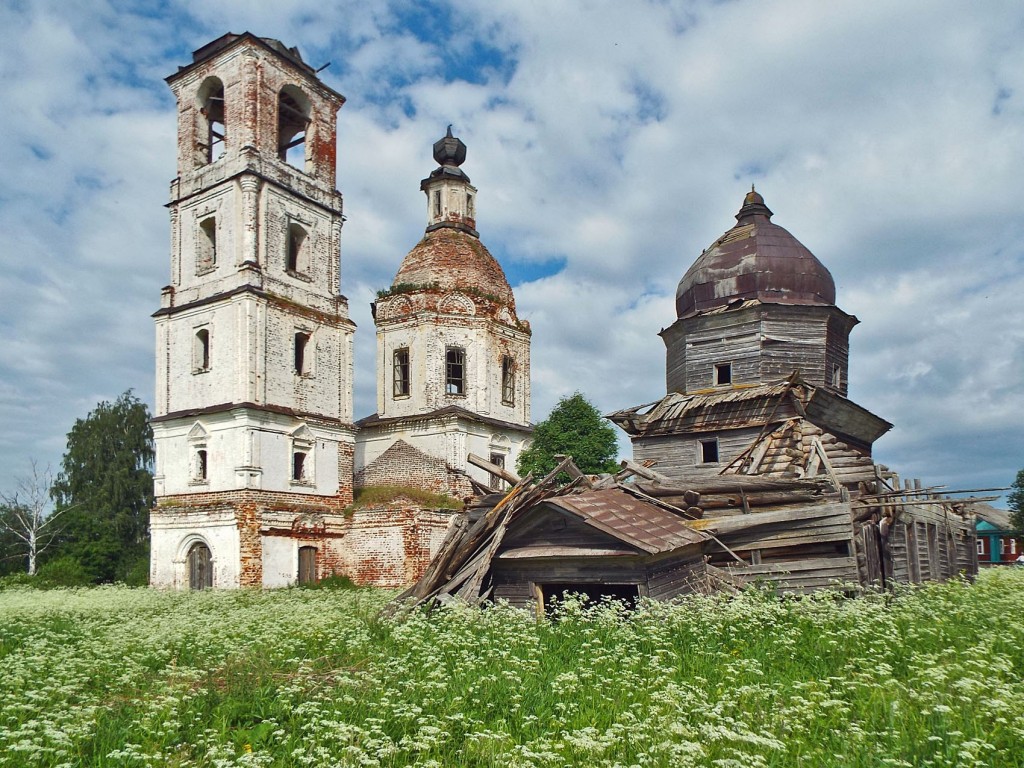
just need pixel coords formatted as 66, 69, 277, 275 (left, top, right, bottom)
0, 461, 68, 575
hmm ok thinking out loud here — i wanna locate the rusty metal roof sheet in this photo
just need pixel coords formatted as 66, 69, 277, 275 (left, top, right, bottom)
544, 489, 708, 554
675, 190, 835, 319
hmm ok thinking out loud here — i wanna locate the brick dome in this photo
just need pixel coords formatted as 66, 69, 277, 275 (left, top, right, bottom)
393, 228, 515, 308
676, 189, 836, 319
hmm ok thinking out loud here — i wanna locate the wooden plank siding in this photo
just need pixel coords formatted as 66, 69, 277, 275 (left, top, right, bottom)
721, 556, 860, 595
634, 428, 768, 485
662, 304, 854, 397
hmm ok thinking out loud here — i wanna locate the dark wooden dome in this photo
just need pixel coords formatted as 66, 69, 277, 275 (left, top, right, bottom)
675, 189, 836, 319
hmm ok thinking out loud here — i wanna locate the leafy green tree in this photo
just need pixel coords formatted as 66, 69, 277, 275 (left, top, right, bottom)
50, 391, 154, 583
1009, 469, 1024, 531
517, 392, 620, 478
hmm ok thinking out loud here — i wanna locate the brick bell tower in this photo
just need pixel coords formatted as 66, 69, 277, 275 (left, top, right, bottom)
150, 33, 356, 589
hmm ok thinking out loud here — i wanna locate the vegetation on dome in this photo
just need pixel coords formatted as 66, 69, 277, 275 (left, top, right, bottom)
375, 282, 440, 300
345, 484, 461, 514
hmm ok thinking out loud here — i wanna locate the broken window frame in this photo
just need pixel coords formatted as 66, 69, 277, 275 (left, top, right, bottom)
446, 347, 466, 396
195, 448, 208, 481
393, 348, 410, 397
489, 452, 506, 491
501, 355, 515, 406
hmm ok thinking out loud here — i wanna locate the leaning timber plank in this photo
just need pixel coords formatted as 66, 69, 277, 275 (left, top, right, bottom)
638, 477, 830, 496
619, 458, 674, 485
722, 557, 858, 577
722, 527, 855, 551
468, 453, 521, 485
394, 514, 471, 602
698, 491, 827, 509
691, 502, 851, 533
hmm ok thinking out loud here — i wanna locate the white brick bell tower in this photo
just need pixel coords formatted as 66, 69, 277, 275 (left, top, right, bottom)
150, 33, 356, 589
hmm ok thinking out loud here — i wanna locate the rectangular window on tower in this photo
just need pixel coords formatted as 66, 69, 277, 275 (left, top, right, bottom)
287, 222, 309, 275
832, 363, 842, 389
446, 347, 465, 395
714, 363, 732, 386
193, 327, 211, 373
501, 356, 515, 406
194, 449, 208, 481
198, 217, 217, 273
393, 348, 410, 397
292, 451, 307, 482
294, 331, 312, 376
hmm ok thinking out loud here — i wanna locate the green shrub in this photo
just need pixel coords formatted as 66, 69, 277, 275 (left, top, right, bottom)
300, 573, 358, 590
0, 572, 35, 590
117, 554, 150, 587
35, 555, 92, 587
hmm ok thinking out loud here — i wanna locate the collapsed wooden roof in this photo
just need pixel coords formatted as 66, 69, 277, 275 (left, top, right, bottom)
391, 457, 713, 611
607, 374, 892, 448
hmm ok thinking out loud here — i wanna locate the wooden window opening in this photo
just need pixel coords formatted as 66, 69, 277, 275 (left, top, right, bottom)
700, 439, 719, 464
714, 363, 732, 386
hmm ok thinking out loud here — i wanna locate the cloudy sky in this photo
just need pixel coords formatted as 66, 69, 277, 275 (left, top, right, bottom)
1, 0, 1022, 503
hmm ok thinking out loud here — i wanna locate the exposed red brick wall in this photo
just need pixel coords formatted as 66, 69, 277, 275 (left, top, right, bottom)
155, 489, 455, 588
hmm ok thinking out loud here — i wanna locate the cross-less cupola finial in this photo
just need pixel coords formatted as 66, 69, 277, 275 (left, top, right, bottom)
421, 127, 478, 236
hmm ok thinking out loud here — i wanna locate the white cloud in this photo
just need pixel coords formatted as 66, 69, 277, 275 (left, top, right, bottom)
0, 0, 1022, 503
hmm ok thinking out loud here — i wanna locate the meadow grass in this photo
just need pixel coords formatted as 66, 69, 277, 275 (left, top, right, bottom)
1, 569, 1023, 767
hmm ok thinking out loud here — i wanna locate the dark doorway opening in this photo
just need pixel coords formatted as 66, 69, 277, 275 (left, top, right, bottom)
541, 582, 640, 611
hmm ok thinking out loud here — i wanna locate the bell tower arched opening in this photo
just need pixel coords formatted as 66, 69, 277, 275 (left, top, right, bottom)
278, 85, 311, 170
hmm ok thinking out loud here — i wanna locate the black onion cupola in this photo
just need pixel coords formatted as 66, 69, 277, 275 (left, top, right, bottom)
420, 125, 477, 236
661, 189, 857, 396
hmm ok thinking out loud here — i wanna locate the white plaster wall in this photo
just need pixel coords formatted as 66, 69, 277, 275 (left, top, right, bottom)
261, 536, 297, 588
150, 510, 240, 589
153, 408, 348, 496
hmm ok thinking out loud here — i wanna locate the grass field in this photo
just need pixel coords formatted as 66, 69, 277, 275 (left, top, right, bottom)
1, 569, 1023, 767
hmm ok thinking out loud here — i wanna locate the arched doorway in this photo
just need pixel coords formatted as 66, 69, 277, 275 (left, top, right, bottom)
187, 542, 213, 590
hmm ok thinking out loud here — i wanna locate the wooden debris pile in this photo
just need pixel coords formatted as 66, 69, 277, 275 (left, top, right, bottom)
390, 456, 587, 611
